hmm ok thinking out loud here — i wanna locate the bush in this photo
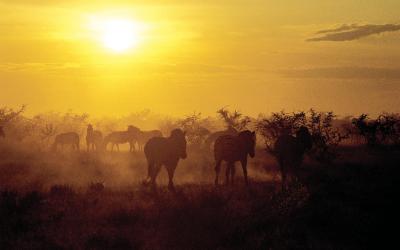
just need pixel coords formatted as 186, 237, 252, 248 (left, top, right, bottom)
257, 109, 347, 163
176, 112, 213, 149
351, 113, 400, 147
217, 107, 251, 131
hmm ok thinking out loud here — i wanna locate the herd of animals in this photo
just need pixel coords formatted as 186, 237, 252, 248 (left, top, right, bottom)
0, 124, 313, 191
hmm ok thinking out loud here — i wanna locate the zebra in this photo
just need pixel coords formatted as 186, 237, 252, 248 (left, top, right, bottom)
103, 126, 136, 152
86, 124, 103, 152
274, 126, 312, 190
143, 128, 187, 191
128, 125, 163, 151
204, 126, 238, 150
214, 130, 256, 186
52, 132, 80, 152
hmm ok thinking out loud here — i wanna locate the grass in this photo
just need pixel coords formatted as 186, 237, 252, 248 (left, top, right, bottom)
0, 146, 397, 249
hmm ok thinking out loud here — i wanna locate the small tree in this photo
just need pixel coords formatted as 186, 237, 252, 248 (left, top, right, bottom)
352, 113, 400, 147
256, 111, 306, 152
177, 112, 212, 149
352, 114, 379, 146
257, 109, 347, 163
40, 123, 57, 147
217, 107, 251, 131
307, 109, 348, 162
0, 105, 26, 126
377, 113, 400, 145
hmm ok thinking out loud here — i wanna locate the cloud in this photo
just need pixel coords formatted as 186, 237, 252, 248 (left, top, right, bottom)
281, 67, 400, 80
307, 24, 400, 42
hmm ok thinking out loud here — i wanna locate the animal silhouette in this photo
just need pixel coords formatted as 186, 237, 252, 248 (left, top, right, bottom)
214, 130, 256, 186
0, 126, 4, 138
128, 125, 163, 151
52, 132, 80, 152
86, 124, 103, 152
205, 126, 238, 150
143, 129, 187, 191
274, 126, 312, 190
103, 126, 136, 152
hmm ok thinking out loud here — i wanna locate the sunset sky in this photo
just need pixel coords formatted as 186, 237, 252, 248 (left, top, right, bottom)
1, 0, 400, 117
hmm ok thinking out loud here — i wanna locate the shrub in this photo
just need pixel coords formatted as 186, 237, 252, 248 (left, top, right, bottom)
176, 112, 213, 149
351, 113, 400, 147
257, 109, 347, 162
217, 107, 251, 131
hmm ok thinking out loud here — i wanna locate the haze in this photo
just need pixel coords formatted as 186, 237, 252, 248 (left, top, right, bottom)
1, 0, 400, 117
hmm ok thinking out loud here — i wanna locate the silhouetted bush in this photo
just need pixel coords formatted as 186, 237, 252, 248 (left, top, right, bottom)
176, 112, 213, 150
352, 113, 400, 147
217, 107, 251, 131
257, 109, 347, 162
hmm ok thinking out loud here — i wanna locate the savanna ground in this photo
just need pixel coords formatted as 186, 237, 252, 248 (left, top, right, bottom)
0, 142, 397, 250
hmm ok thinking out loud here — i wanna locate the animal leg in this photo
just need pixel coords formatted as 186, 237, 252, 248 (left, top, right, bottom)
225, 162, 233, 185
150, 164, 162, 190
230, 163, 236, 185
241, 159, 249, 186
116, 144, 120, 152
281, 166, 287, 191
214, 160, 222, 186
167, 165, 177, 192
145, 161, 154, 184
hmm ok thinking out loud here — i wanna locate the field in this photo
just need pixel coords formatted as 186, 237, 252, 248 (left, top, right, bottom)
0, 144, 397, 250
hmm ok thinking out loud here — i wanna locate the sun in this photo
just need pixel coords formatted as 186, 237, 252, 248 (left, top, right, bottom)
89, 17, 143, 53
101, 19, 138, 52
101, 19, 139, 52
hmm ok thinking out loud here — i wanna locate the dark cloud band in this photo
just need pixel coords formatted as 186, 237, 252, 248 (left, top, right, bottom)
308, 24, 400, 42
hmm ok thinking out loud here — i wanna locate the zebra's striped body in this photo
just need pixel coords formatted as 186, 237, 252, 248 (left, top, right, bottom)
274, 126, 312, 190
52, 132, 80, 152
214, 130, 256, 186
204, 127, 238, 150
137, 129, 163, 151
86, 124, 103, 152
103, 128, 136, 152
144, 129, 187, 191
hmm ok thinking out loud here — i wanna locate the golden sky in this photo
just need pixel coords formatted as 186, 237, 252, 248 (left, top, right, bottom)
1, 0, 400, 117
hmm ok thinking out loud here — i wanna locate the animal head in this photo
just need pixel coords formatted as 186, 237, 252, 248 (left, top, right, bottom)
296, 126, 312, 151
170, 128, 187, 159
128, 125, 140, 133
227, 126, 238, 134
239, 130, 256, 158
